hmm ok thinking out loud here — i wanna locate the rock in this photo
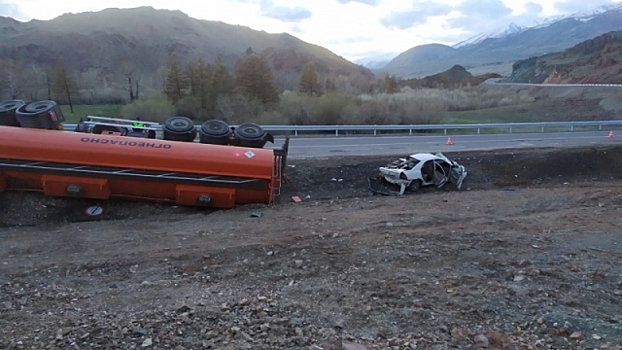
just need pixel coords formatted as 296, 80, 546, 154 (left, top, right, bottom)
206, 330, 218, 339
295, 260, 303, 268
388, 338, 400, 346
451, 327, 465, 338
474, 334, 489, 348
2, 301, 12, 310
141, 338, 152, 347
517, 259, 530, 267
251, 212, 263, 218
177, 304, 191, 313
241, 331, 253, 342
343, 342, 368, 350
386, 222, 394, 227
569, 331, 584, 340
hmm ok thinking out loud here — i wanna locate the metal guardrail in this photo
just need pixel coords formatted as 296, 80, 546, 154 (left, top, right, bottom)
63, 120, 622, 136
484, 78, 622, 88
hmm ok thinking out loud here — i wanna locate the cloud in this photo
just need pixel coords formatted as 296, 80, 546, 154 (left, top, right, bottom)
553, 0, 617, 14
0, 2, 30, 20
456, 0, 512, 18
336, 0, 380, 6
380, 2, 453, 30
524, 2, 544, 16
342, 36, 374, 43
259, 0, 311, 22
447, 0, 513, 32
290, 24, 304, 33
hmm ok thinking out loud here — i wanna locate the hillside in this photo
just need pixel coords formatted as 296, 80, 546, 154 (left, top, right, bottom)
509, 31, 622, 84
404, 64, 501, 89
0, 6, 373, 92
381, 5, 622, 78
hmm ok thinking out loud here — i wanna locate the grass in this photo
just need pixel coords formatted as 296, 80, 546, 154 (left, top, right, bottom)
441, 108, 544, 124
60, 105, 123, 123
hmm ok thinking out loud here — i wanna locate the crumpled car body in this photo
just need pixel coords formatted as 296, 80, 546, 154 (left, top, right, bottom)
374, 152, 467, 195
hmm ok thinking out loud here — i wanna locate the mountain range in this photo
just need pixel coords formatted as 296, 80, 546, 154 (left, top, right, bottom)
0, 6, 373, 92
1, 4, 621, 96
373, 4, 622, 78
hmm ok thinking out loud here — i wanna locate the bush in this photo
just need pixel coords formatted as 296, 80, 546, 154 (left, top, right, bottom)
212, 94, 266, 124
313, 92, 351, 125
174, 96, 205, 120
119, 92, 176, 123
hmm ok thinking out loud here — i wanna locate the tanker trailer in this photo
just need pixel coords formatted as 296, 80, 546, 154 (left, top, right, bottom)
0, 125, 288, 209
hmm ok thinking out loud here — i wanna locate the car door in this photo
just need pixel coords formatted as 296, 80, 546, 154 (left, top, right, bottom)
448, 164, 467, 189
432, 160, 448, 188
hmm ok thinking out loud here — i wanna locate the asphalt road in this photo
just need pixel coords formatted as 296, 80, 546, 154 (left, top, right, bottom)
273, 131, 621, 159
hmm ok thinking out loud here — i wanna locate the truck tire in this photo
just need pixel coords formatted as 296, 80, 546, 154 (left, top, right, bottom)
234, 122, 274, 148
15, 100, 65, 130
0, 100, 25, 127
199, 119, 231, 145
163, 116, 197, 142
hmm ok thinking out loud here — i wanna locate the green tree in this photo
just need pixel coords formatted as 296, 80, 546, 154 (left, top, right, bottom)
185, 57, 211, 109
208, 60, 234, 112
385, 74, 399, 94
299, 62, 322, 96
324, 76, 336, 92
163, 52, 187, 104
234, 54, 280, 107
51, 60, 79, 113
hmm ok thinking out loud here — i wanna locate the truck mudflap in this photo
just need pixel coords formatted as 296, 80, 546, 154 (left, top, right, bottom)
368, 176, 402, 196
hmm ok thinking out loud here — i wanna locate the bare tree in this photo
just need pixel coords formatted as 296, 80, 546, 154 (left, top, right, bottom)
0, 60, 26, 99
52, 60, 79, 113
26, 63, 47, 101
80, 68, 100, 104
123, 69, 141, 102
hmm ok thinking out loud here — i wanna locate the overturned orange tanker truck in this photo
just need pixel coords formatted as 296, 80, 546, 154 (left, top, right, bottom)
0, 100, 288, 209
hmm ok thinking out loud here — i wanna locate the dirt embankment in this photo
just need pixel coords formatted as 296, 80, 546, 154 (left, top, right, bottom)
1, 144, 621, 350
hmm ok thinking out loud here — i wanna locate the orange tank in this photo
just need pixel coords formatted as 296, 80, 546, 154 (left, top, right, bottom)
0, 126, 287, 208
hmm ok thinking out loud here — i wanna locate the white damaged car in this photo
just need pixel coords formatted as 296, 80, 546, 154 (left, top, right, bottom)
371, 152, 467, 195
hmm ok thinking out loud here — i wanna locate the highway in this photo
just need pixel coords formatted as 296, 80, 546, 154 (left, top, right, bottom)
274, 131, 621, 159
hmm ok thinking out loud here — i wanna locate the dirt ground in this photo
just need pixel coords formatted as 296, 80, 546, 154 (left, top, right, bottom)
1, 144, 622, 350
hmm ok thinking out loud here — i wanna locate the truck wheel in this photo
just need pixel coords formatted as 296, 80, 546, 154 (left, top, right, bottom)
15, 100, 65, 130
199, 119, 231, 145
234, 122, 272, 148
163, 116, 197, 142
0, 100, 25, 127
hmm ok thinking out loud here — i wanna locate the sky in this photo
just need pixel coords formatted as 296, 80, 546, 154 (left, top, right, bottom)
1, 0, 622, 61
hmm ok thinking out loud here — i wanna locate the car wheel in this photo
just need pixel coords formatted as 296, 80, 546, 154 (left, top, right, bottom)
408, 179, 422, 192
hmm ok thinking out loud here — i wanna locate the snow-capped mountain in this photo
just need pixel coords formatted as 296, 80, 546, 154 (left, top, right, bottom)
453, 3, 622, 49
453, 22, 527, 48
353, 52, 399, 70
383, 3, 622, 78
